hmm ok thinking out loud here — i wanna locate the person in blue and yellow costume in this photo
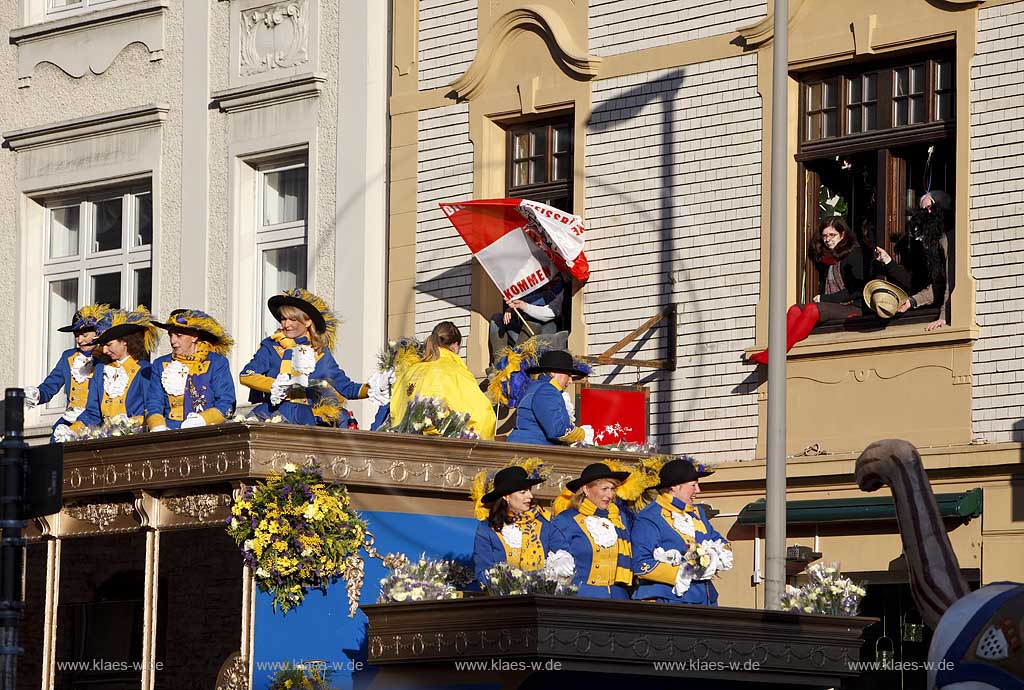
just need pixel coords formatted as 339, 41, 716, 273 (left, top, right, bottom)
146, 309, 237, 431
632, 458, 730, 605
240, 289, 369, 427
387, 321, 496, 439
549, 462, 634, 599
55, 307, 158, 442
25, 304, 110, 434
471, 459, 556, 587
507, 350, 593, 445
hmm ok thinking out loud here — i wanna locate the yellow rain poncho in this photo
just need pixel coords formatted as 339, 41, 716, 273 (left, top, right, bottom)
389, 348, 496, 440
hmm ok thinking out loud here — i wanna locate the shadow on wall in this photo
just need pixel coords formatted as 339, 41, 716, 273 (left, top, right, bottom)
1013, 418, 1024, 523
586, 69, 720, 452
415, 261, 474, 319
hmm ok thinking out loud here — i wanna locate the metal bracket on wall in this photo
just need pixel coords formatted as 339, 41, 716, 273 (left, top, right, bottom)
584, 304, 677, 371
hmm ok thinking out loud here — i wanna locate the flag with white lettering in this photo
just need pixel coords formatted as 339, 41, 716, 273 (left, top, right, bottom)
440, 199, 589, 302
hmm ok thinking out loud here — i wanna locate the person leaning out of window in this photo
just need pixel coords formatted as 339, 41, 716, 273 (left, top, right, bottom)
472, 462, 557, 587
146, 310, 236, 431
873, 190, 953, 332
55, 307, 159, 442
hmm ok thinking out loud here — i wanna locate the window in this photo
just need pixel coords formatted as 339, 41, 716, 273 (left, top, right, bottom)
796, 52, 955, 326
504, 117, 575, 335
256, 158, 308, 338
507, 120, 573, 213
42, 184, 152, 409
45, 0, 128, 18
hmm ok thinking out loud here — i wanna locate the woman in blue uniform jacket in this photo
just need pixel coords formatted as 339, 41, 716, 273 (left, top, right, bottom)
240, 289, 369, 427
25, 304, 109, 433
507, 350, 591, 445
146, 310, 236, 431
57, 308, 158, 442
550, 462, 634, 599
632, 458, 729, 605
472, 465, 556, 587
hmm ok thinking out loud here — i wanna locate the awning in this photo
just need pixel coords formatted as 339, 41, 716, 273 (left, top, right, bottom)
736, 488, 982, 525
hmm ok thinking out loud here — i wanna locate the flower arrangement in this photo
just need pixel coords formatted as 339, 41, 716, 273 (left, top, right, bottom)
379, 395, 478, 439
654, 538, 733, 597
267, 662, 336, 690
483, 561, 577, 597
82, 413, 145, 439
593, 423, 633, 445
779, 562, 866, 616
227, 463, 407, 616
378, 555, 474, 603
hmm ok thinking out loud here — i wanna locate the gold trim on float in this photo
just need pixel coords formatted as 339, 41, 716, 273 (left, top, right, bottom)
449, 5, 602, 101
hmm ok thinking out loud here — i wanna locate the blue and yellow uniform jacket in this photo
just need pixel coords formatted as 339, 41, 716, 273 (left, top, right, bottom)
472, 508, 554, 586
632, 494, 727, 605
550, 498, 633, 599
507, 375, 584, 445
239, 334, 367, 427
37, 347, 95, 424
70, 357, 152, 433
146, 348, 236, 430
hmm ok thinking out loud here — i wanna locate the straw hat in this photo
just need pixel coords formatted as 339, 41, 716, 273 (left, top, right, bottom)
863, 279, 909, 319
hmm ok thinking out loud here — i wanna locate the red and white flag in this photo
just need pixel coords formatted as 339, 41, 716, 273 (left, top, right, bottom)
440, 199, 589, 301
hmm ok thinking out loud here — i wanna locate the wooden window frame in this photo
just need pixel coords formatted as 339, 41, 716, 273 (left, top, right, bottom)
506, 118, 574, 213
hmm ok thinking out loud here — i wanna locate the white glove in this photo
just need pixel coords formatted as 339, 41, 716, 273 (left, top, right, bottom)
24, 386, 39, 407
180, 413, 207, 429
653, 547, 683, 566
270, 373, 293, 406
53, 424, 78, 443
150, 424, 169, 432
543, 549, 576, 579
581, 424, 595, 446
673, 560, 695, 597
562, 390, 576, 420
706, 539, 733, 573
367, 370, 393, 407
62, 407, 84, 423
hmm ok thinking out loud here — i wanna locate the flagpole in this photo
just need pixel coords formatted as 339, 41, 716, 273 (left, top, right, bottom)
507, 304, 537, 337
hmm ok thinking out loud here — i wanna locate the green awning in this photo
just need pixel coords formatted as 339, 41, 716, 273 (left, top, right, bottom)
736, 488, 982, 525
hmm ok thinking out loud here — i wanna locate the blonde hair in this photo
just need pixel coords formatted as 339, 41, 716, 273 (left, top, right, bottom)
569, 479, 619, 511
423, 321, 462, 362
277, 305, 325, 351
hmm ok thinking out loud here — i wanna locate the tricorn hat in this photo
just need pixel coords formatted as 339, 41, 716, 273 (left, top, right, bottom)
153, 309, 234, 355
863, 279, 909, 319
57, 304, 110, 333
656, 457, 714, 490
525, 350, 589, 379
565, 462, 630, 493
481, 465, 545, 505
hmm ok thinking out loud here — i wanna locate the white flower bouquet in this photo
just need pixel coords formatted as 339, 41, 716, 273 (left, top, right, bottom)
654, 538, 733, 597
779, 562, 866, 616
483, 560, 577, 597
378, 555, 473, 603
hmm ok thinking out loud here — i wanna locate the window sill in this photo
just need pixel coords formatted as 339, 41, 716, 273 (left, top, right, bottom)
788, 322, 976, 359
10, 0, 168, 86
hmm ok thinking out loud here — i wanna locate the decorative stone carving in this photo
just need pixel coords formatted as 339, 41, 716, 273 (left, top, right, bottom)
64, 500, 133, 530
9, 0, 168, 87
215, 652, 249, 690
163, 493, 230, 519
240, 1, 309, 77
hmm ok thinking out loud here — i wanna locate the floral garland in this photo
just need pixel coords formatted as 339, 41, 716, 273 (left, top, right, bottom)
267, 662, 335, 690
780, 562, 866, 616
378, 555, 473, 603
226, 463, 407, 616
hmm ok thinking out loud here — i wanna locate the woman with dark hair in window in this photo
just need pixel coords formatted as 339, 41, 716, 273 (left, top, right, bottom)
874, 190, 953, 332
748, 217, 868, 365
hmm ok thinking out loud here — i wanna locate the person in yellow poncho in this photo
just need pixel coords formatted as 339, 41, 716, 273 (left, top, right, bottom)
388, 321, 497, 439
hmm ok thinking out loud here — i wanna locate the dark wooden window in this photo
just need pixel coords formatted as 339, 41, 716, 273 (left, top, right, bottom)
507, 119, 573, 213
796, 52, 956, 325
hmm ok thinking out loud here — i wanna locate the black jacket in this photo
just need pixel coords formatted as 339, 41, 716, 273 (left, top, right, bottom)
818, 245, 868, 306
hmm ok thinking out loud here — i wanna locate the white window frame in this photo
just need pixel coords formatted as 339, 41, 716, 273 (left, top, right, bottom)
39, 183, 153, 411
254, 156, 310, 339
42, 0, 132, 20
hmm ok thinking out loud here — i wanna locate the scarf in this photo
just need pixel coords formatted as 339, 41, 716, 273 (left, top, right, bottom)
273, 332, 312, 376
498, 507, 547, 573
577, 498, 632, 586
656, 493, 708, 546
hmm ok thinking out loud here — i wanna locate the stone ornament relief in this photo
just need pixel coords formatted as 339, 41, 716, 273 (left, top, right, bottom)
239, 1, 309, 77
215, 652, 249, 690
64, 500, 134, 530
162, 493, 231, 520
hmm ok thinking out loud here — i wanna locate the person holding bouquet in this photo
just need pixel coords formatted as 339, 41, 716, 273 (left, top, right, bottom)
549, 462, 634, 599
239, 289, 372, 427
631, 457, 732, 605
